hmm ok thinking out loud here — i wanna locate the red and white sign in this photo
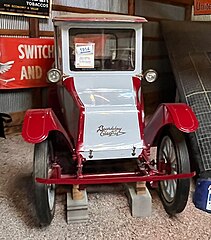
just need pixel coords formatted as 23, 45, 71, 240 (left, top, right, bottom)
194, 0, 211, 15
0, 37, 54, 89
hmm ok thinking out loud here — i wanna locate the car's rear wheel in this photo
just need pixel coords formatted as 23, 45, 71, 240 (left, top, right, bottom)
157, 126, 190, 215
33, 139, 56, 226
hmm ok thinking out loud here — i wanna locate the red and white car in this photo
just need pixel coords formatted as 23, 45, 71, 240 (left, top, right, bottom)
22, 13, 198, 226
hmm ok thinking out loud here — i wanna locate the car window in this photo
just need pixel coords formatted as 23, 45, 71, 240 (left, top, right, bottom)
69, 28, 135, 71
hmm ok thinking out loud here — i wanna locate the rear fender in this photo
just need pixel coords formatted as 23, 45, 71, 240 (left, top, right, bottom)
22, 108, 72, 147
144, 103, 198, 146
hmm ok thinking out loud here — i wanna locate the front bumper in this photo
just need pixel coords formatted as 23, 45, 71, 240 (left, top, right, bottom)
36, 171, 195, 185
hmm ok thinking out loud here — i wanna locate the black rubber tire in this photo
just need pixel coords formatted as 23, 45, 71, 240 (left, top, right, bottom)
33, 139, 56, 226
157, 126, 190, 215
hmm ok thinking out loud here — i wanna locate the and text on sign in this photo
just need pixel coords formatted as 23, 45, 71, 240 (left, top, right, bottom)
18, 44, 54, 80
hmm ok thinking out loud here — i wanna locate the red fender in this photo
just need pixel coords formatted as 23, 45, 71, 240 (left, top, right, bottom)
144, 103, 199, 146
22, 108, 72, 146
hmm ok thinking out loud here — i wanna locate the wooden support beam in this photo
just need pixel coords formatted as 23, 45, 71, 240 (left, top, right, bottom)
39, 31, 54, 37
29, 18, 39, 38
128, 0, 135, 15
0, 29, 53, 37
185, 5, 192, 20
146, 0, 193, 7
0, 29, 29, 36
52, 4, 111, 14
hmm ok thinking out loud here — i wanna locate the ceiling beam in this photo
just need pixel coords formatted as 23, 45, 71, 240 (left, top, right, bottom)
52, 4, 110, 14
146, 0, 193, 7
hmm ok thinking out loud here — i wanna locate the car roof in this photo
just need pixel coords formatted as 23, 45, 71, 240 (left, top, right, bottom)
53, 13, 147, 23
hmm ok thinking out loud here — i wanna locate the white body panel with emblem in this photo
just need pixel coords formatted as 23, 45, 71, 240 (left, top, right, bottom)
74, 75, 143, 160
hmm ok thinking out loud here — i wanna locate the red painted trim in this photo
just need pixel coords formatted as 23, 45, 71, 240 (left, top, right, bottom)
36, 171, 195, 185
63, 77, 84, 109
63, 77, 85, 152
144, 103, 199, 146
132, 76, 141, 108
22, 108, 73, 148
132, 76, 144, 140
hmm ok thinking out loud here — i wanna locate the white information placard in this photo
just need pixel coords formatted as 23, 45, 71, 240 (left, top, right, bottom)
75, 43, 95, 68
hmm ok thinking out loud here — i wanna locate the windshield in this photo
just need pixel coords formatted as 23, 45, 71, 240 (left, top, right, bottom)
69, 28, 135, 71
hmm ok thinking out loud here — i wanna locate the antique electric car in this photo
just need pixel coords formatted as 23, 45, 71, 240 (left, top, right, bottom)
22, 13, 198, 226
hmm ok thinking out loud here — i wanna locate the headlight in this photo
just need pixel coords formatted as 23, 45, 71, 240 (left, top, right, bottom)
143, 69, 158, 83
47, 69, 61, 83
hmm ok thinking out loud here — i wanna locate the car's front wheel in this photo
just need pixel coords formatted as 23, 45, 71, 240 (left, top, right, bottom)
33, 139, 56, 226
157, 126, 190, 215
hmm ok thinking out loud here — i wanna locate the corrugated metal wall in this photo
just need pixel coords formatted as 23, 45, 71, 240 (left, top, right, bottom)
0, 14, 30, 113
0, 90, 33, 113
0, 15, 28, 31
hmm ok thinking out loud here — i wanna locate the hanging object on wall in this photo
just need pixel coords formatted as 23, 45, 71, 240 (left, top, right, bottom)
194, 0, 211, 15
0, 0, 52, 18
0, 37, 54, 89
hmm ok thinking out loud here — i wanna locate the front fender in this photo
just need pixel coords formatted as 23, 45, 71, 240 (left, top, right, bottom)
22, 108, 71, 145
144, 103, 198, 146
